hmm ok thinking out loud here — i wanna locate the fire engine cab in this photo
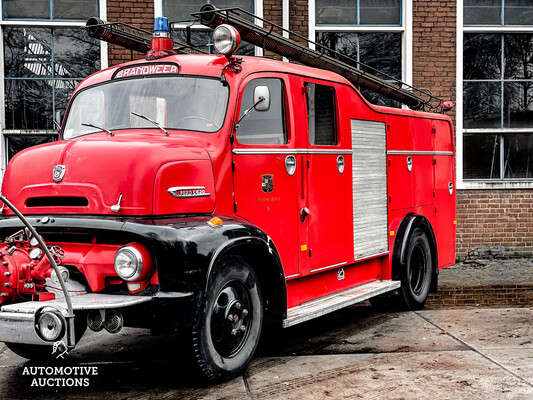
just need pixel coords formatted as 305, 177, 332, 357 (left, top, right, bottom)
0, 5, 455, 382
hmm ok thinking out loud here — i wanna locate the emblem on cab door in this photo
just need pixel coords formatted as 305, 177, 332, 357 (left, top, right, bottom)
52, 165, 66, 182
261, 174, 274, 193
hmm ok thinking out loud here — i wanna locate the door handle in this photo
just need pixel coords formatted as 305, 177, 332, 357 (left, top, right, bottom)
300, 207, 311, 222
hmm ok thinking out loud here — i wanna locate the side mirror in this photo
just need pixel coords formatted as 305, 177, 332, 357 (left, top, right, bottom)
253, 86, 270, 112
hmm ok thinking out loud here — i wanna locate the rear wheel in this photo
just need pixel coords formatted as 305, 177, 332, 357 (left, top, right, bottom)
399, 228, 433, 310
192, 256, 262, 382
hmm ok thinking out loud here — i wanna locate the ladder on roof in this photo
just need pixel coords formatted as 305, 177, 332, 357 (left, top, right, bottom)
86, 5, 443, 111
193, 4, 441, 111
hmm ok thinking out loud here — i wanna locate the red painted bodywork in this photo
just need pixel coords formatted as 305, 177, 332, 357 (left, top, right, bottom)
1, 54, 455, 309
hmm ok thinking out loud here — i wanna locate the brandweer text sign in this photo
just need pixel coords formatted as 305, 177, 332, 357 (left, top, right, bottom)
114, 64, 178, 78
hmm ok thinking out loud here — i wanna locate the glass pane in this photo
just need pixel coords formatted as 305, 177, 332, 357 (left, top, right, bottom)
360, 0, 400, 25
237, 78, 287, 145
3, 28, 52, 78
463, 34, 501, 80
3, 0, 49, 19
316, 0, 357, 25
463, 134, 501, 179
505, 0, 533, 25
464, 82, 501, 128
55, 79, 81, 113
165, 0, 252, 21
503, 82, 533, 128
63, 77, 229, 138
464, 0, 501, 25
53, 0, 98, 20
503, 134, 533, 178
359, 33, 401, 80
504, 34, 533, 79
174, 30, 211, 52
306, 83, 337, 145
7, 136, 56, 162
360, 88, 401, 108
4, 79, 53, 130
316, 32, 358, 61
53, 28, 100, 78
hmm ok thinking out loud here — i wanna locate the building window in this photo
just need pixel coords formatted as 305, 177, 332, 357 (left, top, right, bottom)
316, 0, 401, 26
1, 0, 101, 163
314, 0, 403, 107
164, 0, 255, 56
2, 0, 98, 20
3, 27, 100, 130
462, 2, 533, 181
464, 0, 533, 26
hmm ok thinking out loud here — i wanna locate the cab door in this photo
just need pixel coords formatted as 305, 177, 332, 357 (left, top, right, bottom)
232, 74, 300, 278
300, 79, 351, 276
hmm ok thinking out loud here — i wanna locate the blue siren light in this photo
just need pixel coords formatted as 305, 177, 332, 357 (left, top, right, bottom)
153, 17, 170, 36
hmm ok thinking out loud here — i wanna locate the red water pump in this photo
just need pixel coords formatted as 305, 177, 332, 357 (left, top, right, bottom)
0, 229, 65, 305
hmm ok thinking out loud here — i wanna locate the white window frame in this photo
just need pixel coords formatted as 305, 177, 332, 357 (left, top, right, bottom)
456, 0, 533, 189
309, 0, 413, 88
158, 0, 263, 56
0, 0, 107, 176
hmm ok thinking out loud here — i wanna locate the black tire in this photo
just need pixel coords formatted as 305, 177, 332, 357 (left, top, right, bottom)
399, 228, 433, 310
192, 255, 263, 382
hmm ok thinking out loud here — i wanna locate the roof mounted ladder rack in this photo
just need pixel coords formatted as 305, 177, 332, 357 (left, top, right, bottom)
193, 4, 442, 111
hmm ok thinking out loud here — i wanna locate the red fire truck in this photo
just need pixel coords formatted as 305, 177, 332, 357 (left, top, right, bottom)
0, 6, 455, 382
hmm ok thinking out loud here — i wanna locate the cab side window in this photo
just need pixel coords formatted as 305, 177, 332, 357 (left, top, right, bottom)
237, 78, 287, 145
306, 83, 337, 146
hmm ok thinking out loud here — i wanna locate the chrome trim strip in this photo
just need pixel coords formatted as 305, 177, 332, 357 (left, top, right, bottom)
283, 280, 401, 328
387, 150, 454, 156
168, 186, 211, 198
309, 261, 348, 273
1, 294, 152, 314
285, 273, 300, 279
232, 148, 353, 155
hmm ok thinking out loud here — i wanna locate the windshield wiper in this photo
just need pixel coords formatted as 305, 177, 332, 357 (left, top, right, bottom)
82, 122, 114, 137
131, 112, 169, 136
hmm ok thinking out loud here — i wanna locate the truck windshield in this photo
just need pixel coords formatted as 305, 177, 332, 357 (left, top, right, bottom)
62, 76, 229, 139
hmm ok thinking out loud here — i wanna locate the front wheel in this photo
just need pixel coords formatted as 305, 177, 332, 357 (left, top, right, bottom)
192, 256, 263, 382
399, 228, 433, 310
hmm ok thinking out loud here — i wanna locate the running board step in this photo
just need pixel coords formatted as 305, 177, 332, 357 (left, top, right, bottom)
282, 280, 401, 328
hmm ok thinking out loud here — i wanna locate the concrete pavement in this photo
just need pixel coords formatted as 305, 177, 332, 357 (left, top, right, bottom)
0, 305, 531, 399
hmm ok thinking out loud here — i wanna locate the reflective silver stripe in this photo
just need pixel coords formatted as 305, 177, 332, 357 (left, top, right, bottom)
387, 150, 454, 156
309, 261, 347, 273
285, 273, 300, 279
232, 148, 353, 155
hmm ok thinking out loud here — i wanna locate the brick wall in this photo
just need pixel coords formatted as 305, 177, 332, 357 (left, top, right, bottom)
289, 0, 308, 45
412, 0, 456, 122
456, 190, 533, 260
107, 0, 154, 66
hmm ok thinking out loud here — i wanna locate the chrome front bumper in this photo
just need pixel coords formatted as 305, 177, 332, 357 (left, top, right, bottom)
0, 294, 152, 346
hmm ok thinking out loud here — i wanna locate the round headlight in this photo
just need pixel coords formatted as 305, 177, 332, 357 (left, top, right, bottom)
213, 24, 241, 55
114, 246, 143, 281
36, 311, 65, 342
